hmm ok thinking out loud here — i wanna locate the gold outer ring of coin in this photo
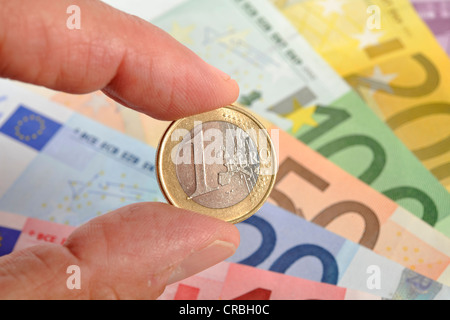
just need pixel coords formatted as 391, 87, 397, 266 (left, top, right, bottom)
156, 104, 277, 224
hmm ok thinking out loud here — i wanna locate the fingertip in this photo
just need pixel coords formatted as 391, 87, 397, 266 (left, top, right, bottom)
0, 0, 240, 121
102, 51, 241, 121
167, 239, 237, 285
62, 202, 241, 299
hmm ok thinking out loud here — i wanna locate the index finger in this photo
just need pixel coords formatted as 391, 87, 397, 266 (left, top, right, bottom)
0, 0, 239, 120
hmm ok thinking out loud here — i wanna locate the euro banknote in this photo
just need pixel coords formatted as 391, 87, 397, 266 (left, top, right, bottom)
412, 0, 450, 55
39, 0, 450, 234
0, 79, 165, 226
4, 80, 450, 287
229, 202, 450, 300
13, 0, 450, 289
27, 83, 450, 285
41, 0, 450, 238
1, 198, 448, 300
161, 261, 381, 300
0, 210, 381, 300
147, 0, 450, 234
1, 0, 448, 301
275, 0, 450, 192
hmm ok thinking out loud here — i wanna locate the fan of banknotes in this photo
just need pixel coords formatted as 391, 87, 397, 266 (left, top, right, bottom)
0, 0, 449, 300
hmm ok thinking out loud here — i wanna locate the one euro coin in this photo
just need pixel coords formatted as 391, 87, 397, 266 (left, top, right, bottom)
156, 105, 277, 224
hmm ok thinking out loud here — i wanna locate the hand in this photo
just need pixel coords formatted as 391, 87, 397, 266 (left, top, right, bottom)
0, 0, 240, 299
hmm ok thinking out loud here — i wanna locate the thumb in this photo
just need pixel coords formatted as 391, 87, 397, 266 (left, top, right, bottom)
0, 203, 240, 299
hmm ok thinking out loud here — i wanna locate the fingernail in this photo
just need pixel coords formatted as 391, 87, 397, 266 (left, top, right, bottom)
167, 240, 236, 284
209, 64, 232, 81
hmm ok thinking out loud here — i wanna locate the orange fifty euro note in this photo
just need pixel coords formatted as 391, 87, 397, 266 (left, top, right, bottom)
33, 87, 450, 286
274, 0, 450, 191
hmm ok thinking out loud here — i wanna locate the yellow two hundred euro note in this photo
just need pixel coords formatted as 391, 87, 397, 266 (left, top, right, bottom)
275, 0, 450, 191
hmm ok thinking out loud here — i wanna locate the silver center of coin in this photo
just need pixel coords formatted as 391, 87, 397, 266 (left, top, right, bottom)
175, 121, 260, 209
